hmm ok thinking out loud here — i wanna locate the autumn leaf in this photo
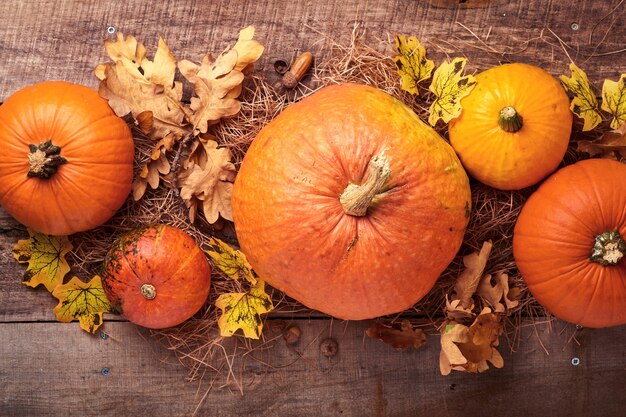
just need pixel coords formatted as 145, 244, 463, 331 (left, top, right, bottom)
440, 308, 504, 375
452, 241, 493, 309
559, 63, 602, 131
365, 319, 427, 349
393, 34, 434, 96
178, 138, 237, 223
601, 74, 626, 129
179, 26, 264, 134
477, 272, 519, 313
13, 230, 72, 292
215, 279, 274, 339
204, 237, 256, 284
577, 122, 626, 160
428, 57, 476, 126
52, 276, 111, 334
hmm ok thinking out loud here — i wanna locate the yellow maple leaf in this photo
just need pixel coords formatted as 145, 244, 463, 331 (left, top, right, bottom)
205, 237, 256, 284
13, 230, 72, 292
179, 26, 264, 134
428, 57, 476, 126
559, 63, 602, 131
601, 74, 626, 129
393, 34, 434, 96
52, 276, 111, 334
215, 279, 274, 339
178, 138, 237, 223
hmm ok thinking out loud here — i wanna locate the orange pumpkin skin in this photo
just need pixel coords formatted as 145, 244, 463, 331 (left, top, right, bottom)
232, 83, 471, 320
102, 224, 212, 329
449, 63, 572, 190
0, 81, 134, 235
513, 159, 626, 328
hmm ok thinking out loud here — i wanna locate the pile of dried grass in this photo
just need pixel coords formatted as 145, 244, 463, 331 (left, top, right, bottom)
68, 26, 583, 391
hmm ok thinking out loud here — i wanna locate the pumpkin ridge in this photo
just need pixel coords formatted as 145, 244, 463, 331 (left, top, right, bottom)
59, 114, 132, 151
52, 171, 125, 213
156, 244, 204, 286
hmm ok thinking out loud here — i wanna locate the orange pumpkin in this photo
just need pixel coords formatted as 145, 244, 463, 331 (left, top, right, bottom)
232, 83, 471, 320
513, 159, 626, 328
0, 81, 134, 235
448, 63, 572, 190
102, 224, 212, 329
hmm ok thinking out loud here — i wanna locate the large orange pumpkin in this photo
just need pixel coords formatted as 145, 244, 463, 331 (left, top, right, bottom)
448, 63, 572, 190
513, 159, 626, 328
102, 224, 212, 329
232, 83, 471, 320
0, 81, 134, 235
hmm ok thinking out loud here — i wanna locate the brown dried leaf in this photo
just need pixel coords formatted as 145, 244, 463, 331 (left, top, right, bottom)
440, 308, 504, 375
445, 296, 475, 322
477, 272, 520, 313
365, 320, 427, 350
453, 241, 493, 309
178, 139, 236, 224
577, 123, 626, 160
179, 26, 264, 134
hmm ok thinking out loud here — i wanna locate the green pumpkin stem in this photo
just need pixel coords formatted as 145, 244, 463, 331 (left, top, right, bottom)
498, 106, 523, 133
339, 149, 391, 216
27, 140, 67, 179
590, 230, 626, 266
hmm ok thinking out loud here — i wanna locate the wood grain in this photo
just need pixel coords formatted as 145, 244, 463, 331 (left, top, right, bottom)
0, 319, 624, 417
0, 0, 624, 100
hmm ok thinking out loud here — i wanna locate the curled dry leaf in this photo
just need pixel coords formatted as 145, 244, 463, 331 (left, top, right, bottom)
179, 26, 264, 134
452, 240, 493, 309
365, 319, 427, 350
577, 123, 626, 161
178, 138, 237, 223
477, 272, 520, 313
440, 308, 504, 375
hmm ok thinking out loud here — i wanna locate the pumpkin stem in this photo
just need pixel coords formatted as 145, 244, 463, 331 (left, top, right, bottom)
27, 140, 67, 179
141, 284, 157, 300
498, 106, 523, 133
339, 150, 391, 217
590, 230, 626, 266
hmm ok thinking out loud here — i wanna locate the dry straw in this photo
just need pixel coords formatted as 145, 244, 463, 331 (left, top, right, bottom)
68, 26, 597, 392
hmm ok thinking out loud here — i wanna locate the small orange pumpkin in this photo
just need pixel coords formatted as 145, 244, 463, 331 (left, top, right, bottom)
102, 224, 212, 329
0, 81, 134, 235
513, 159, 626, 328
448, 63, 572, 190
232, 83, 471, 320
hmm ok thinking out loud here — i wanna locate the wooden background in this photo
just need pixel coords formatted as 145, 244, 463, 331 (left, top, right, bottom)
1, 0, 625, 416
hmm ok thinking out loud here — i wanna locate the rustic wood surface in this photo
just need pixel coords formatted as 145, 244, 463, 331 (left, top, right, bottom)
1, 0, 625, 416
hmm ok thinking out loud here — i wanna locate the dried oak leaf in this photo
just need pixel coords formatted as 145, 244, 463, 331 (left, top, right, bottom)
178, 26, 264, 134
204, 237, 256, 284
52, 276, 111, 334
13, 230, 72, 292
577, 122, 626, 160
559, 63, 602, 132
601, 74, 626, 129
440, 307, 504, 375
394, 34, 434, 96
366, 319, 427, 349
178, 138, 237, 223
428, 57, 476, 126
215, 279, 274, 339
477, 271, 520, 313
452, 240, 493, 309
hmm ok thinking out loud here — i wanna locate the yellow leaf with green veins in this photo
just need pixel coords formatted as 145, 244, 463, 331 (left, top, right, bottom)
394, 34, 434, 95
13, 230, 72, 292
215, 279, 273, 339
52, 276, 111, 334
204, 237, 256, 284
428, 58, 476, 126
601, 74, 626, 129
559, 63, 602, 131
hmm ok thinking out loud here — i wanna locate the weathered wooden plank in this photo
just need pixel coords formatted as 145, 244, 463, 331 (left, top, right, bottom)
0, 0, 624, 100
0, 319, 624, 417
